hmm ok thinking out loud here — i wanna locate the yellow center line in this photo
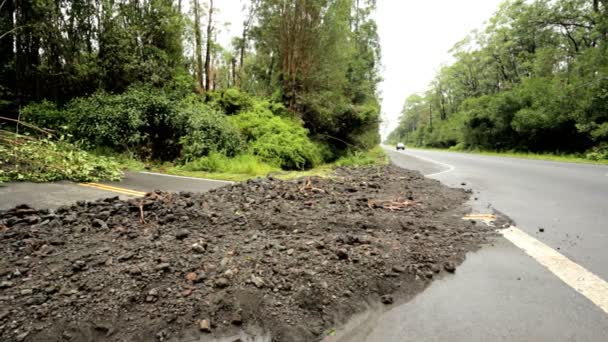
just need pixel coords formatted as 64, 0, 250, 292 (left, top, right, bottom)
79, 182, 146, 197
463, 213, 497, 219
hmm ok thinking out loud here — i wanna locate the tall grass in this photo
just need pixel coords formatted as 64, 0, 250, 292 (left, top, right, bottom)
333, 146, 389, 167
180, 152, 279, 176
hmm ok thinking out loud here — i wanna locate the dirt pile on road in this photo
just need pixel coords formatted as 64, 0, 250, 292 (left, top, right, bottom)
0, 165, 493, 342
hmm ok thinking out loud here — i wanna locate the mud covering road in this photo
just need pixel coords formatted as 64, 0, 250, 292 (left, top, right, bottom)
0, 165, 493, 342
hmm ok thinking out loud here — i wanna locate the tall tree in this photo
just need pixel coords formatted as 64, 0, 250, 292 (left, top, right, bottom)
193, 0, 204, 90
204, 0, 213, 91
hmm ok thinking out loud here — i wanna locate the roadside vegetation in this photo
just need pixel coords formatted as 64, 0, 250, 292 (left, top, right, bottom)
0, 133, 122, 183
400, 145, 608, 166
386, 0, 608, 162
0, 0, 384, 183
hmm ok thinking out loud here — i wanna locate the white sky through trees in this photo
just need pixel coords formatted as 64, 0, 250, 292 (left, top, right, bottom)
214, 0, 505, 139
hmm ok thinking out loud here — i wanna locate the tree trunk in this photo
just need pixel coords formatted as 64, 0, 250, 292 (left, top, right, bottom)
193, 0, 203, 90
239, 25, 246, 86
0, 0, 15, 108
231, 56, 236, 87
204, 0, 213, 91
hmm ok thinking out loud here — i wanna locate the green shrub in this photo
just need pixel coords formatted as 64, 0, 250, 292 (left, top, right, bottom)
181, 152, 278, 176
212, 88, 254, 115
178, 96, 243, 161
230, 107, 321, 170
66, 87, 184, 160
585, 143, 608, 161
0, 137, 122, 182
21, 100, 68, 132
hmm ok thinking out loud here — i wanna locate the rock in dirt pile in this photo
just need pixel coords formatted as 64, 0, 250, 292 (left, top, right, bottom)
0, 165, 493, 342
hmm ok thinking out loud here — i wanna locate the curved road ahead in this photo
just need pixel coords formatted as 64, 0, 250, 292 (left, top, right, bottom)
332, 147, 608, 342
388, 147, 608, 281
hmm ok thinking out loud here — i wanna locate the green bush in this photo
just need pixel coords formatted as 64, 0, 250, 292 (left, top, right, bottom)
0, 138, 122, 183
66, 87, 184, 160
180, 152, 278, 176
585, 143, 608, 161
230, 107, 321, 170
21, 100, 68, 132
178, 96, 243, 161
210, 88, 255, 115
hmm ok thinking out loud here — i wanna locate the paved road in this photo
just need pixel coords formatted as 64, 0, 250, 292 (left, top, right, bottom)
332, 147, 608, 342
0, 171, 232, 210
391, 147, 608, 281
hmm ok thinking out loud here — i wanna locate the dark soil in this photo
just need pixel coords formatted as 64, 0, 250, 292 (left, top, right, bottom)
0, 165, 493, 342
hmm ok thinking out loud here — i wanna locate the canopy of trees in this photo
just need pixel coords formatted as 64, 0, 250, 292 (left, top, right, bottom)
0, 0, 382, 167
387, 0, 608, 159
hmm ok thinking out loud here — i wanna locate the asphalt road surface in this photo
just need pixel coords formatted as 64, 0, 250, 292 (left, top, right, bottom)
0, 171, 232, 210
330, 147, 608, 342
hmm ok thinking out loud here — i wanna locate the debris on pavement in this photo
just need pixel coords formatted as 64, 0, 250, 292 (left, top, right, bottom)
0, 165, 493, 342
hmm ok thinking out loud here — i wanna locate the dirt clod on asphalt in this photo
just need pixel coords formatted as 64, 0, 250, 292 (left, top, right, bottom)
0, 165, 493, 342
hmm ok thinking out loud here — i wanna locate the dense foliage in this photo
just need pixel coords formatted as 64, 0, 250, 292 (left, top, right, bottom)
1, 0, 383, 176
230, 105, 322, 169
387, 0, 608, 159
0, 137, 122, 183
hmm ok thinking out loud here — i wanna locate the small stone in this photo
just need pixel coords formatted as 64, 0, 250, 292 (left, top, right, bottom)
155, 263, 171, 271
72, 260, 86, 271
199, 319, 211, 332
224, 269, 236, 278
20, 289, 34, 296
0, 281, 14, 289
92, 219, 108, 229
443, 261, 456, 273
214, 277, 230, 288
538, 227, 545, 233
175, 229, 189, 240
117, 252, 134, 262
251, 275, 265, 288
44, 285, 58, 294
191, 243, 206, 253
336, 249, 348, 260
380, 295, 394, 304
231, 310, 243, 326
391, 265, 405, 273
185, 272, 198, 282
287, 249, 294, 255
128, 266, 142, 275
461, 182, 466, 186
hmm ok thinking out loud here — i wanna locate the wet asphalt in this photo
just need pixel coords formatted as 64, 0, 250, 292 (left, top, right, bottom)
0, 171, 231, 210
329, 147, 608, 342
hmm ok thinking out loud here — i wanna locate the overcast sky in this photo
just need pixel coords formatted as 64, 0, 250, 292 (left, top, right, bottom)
214, 0, 506, 138
375, 0, 505, 138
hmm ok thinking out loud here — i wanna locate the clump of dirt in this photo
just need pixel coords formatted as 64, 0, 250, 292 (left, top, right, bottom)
0, 165, 493, 342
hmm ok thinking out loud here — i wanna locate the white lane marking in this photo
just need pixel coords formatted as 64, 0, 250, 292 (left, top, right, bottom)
400, 150, 456, 177
500, 226, 608, 314
139, 171, 235, 184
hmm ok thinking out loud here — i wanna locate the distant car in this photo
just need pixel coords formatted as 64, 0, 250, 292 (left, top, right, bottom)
396, 143, 405, 150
